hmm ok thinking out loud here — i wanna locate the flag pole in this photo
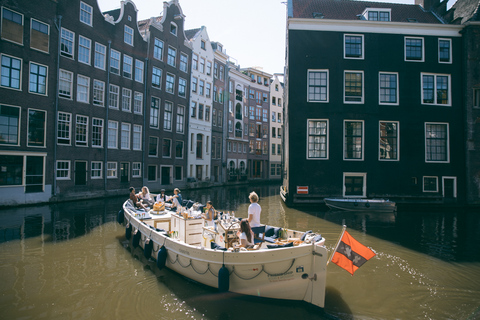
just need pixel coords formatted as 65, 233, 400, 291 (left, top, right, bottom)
327, 224, 347, 265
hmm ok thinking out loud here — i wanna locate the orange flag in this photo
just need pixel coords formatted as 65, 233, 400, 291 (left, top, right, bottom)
331, 230, 376, 275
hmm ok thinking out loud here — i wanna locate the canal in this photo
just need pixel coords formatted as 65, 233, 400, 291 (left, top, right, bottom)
1, 184, 479, 319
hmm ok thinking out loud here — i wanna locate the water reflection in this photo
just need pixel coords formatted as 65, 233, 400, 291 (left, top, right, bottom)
0, 184, 479, 320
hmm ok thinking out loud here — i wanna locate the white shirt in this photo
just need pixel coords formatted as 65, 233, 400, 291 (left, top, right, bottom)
239, 232, 254, 246
248, 202, 261, 227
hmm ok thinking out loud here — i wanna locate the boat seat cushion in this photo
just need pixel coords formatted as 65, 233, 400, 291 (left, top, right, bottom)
266, 242, 294, 249
301, 230, 312, 241
210, 242, 227, 251
265, 225, 275, 237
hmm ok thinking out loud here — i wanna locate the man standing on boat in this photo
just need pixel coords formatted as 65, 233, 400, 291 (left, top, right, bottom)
247, 192, 261, 227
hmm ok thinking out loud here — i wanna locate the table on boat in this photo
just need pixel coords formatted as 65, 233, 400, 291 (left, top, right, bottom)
216, 220, 240, 248
146, 210, 173, 230
171, 213, 204, 246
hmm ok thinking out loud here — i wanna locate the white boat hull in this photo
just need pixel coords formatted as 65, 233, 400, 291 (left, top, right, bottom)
122, 201, 328, 308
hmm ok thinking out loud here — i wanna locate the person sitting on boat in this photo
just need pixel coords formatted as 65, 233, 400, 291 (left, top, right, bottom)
202, 201, 216, 227
129, 187, 147, 210
156, 189, 167, 203
234, 220, 254, 249
170, 188, 183, 210
138, 186, 154, 207
247, 191, 261, 227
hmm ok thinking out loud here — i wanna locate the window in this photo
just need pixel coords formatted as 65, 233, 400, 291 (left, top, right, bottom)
150, 97, 160, 128
278, 127, 282, 138
206, 106, 210, 122
124, 25, 133, 46
75, 115, 88, 146
344, 34, 364, 59
92, 118, 103, 147
154, 38, 164, 60
379, 72, 398, 105
80, 2, 93, 26
180, 53, 188, 73
192, 54, 198, 70
108, 120, 118, 149
219, 110, 223, 128
59, 69, 73, 98
176, 106, 184, 133
164, 101, 172, 131
56, 161, 70, 180
192, 77, 197, 93
364, 9, 391, 21
199, 80, 204, 95
308, 120, 328, 159
110, 49, 120, 74
175, 142, 183, 159
91, 162, 102, 179
379, 121, 399, 160
122, 88, 132, 112
344, 120, 364, 160
1, 55, 21, 90
199, 104, 204, 120
121, 122, 130, 149
0, 105, 20, 145
134, 92, 143, 114
166, 73, 175, 94
152, 67, 162, 89
57, 112, 71, 145
178, 78, 187, 97
109, 84, 119, 109
107, 162, 117, 178
27, 109, 46, 147
272, 126, 276, 138
213, 86, 218, 102
163, 138, 171, 157
212, 109, 216, 126
438, 39, 452, 63
425, 123, 449, 162
94, 43, 106, 70
196, 134, 203, 159
201, 40, 206, 50
423, 176, 438, 192
191, 102, 197, 118
167, 47, 176, 67
77, 75, 90, 103
135, 59, 144, 83
307, 69, 330, 102
170, 22, 177, 36
272, 144, 276, 155
133, 124, 142, 150
344, 71, 364, 103
200, 58, 205, 73
149, 136, 158, 157
78, 36, 91, 65
93, 80, 105, 106
123, 55, 132, 79
29, 62, 47, 95
30, 19, 49, 52
263, 93, 268, 103
207, 61, 212, 75
405, 37, 424, 61
60, 28, 75, 58
263, 109, 268, 122
344, 173, 366, 197
206, 82, 211, 98
228, 120, 233, 133
1, 8, 23, 44
132, 162, 141, 177
25, 156, 44, 193
278, 113, 282, 123
422, 73, 450, 105
148, 165, 157, 181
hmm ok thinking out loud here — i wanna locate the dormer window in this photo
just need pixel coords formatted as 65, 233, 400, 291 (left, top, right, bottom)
363, 8, 391, 21
170, 23, 177, 36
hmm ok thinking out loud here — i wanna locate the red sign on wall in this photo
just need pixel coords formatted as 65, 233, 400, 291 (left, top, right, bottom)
297, 186, 308, 194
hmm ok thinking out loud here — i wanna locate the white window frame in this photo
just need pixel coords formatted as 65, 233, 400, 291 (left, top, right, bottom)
135, 59, 144, 83
178, 77, 187, 98
363, 8, 391, 21
107, 162, 117, 179
76, 75, 90, 103
60, 27, 75, 59
343, 172, 367, 198
121, 122, 131, 150
30, 18, 50, 53
134, 91, 143, 114
56, 160, 71, 180
379, 72, 399, 105
109, 84, 119, 109
94, 42, 106, 70
132, 162, 141, 178
167, 46, 177, 67
124, 25, 134, 46
75, 114, 88, 147
27, 108, 47, 147
59, 69, 73, 99
180, 52, 188, 73
425, 122, 450, 163
108, 120, 118, 149
122, 88, 132, 112
133, 124, 142, 151
421, 73, 451, 106
1, 7, 24, 45
438, 38, 452, 64
28, 62, 48, 96
170, 22, 178, 36
378, 121, 400, 161
57, 111, 71, 145
404, 36, 424, 62
110, 49, 120, 74
78, 35, 91, 65
442, 176, 457, 198
1, 54, 22, 91
343, 71, 364, 104
343, 120, 364, 161
91, 161, 102, 179
166, 73, 175, 94
123, 54, 133, 79
307, 119, 329, 160
307, 69, 329, 103
153, 38, 164, 61
92, 118, 103, 148
423, 176, 438, 192
344, 34, 364, 60
80, 1, 93, 26
93, 79, 105, 106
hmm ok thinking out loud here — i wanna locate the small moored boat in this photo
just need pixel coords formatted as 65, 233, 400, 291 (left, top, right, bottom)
121, 199, 329, 308
324, 198, 396, 212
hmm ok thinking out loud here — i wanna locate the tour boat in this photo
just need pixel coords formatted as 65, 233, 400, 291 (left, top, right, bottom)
324, 198, 397, 213
120, 200, 329, 308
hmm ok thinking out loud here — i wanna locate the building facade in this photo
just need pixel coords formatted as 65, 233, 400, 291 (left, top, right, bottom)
270, 74, 284, 180
283, 0, 466, 206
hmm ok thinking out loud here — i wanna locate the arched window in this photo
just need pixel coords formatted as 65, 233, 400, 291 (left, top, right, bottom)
235, 103, 242, 120
240, 161, 245, 174
229, 161, 235, 174
235, 122, 242, 138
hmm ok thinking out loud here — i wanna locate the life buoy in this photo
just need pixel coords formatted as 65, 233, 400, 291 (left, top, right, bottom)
218, 264, 229, 292
157, 246, 167, 270
125, 224, 132, 240
132, 230, 141, 248
144, 239, 153, 259
117, 209, 124, 224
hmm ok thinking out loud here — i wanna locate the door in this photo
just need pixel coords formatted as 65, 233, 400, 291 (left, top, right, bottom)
443, 177, 456, 202
161, 166, 171, 185
253, 161, 261, 178
75, 161, 87, 186
120, 162, 129, 183
196, 165, 203, 181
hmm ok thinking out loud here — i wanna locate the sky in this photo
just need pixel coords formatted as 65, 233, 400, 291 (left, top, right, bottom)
97, 0, 453, 75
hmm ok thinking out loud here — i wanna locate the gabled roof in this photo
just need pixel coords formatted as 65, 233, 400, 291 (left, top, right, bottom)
447, 0, 480, 23
185, 28, 201, 40
290, 0, 443, 24
138, 16, 163, 33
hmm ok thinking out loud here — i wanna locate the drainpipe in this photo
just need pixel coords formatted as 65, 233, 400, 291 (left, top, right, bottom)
223, 62, 230, 184
53, 15, 62, 197
104, 40, 111, 192
143, 30, 150, 186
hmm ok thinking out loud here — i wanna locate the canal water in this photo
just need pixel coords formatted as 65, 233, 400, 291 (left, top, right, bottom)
1, 184, 479, 320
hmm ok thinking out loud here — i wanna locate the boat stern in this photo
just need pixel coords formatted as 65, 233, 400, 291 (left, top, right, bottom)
303, 243, 328, 308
